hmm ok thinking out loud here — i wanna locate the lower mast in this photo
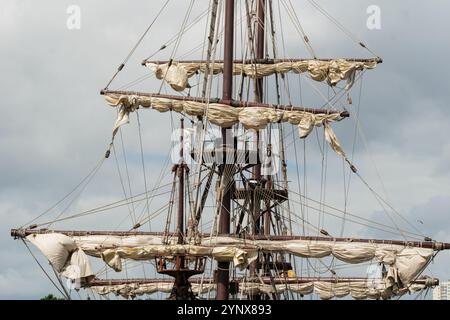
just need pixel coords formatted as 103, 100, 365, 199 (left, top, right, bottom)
249, 0, 266, 300
216, 0, 235, 300
159, 118, 204, 300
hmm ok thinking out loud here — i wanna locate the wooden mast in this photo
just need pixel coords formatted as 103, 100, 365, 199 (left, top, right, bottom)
252, 0, 264, 212
255, 1, 275, 299
257, 1, 272, 240
248, 0, 266, 299
167, 118, 198, 300
255, 0, 265, 103
216, 0, 234, 301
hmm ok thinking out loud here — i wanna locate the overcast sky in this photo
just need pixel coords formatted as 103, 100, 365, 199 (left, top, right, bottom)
1, 0, 450, 299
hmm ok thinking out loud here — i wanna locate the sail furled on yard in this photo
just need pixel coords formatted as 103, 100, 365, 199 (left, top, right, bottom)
25, 233, 437, 288
92, 282, 213, 298
103, 91, 351, 164
104, 92, 344, 133
144, 59, 379, 92
90, 279, 430, 300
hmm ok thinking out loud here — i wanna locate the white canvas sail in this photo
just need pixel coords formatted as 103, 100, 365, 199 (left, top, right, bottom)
26, 233, 436, 287
144, 59, 379, 92
90, 278, 430, 300
103, 92, 349, 163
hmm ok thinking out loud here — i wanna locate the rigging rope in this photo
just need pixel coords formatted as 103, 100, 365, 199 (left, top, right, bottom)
340, 73, 365, 237
104, 0, 171, 89
280, 0, 316, 58
306, 0, 380, 58
21, 155, 105, 228
46, 157, 105, 229
279, 186, 425, 239
157, 0, 196, 95
112, 142, 136, 226
136, 111, 151, 231
33, 187, 173, 227
22, 239, 69, 299
192, 0, 224, 237
51, 266, 71, 300
144, 6, 212, 62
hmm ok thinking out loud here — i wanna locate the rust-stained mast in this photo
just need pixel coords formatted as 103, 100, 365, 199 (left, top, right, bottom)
216, 0, 234, 301
168, 118, 195, 300
255, 0, 265, 104
252, 0, 265, 196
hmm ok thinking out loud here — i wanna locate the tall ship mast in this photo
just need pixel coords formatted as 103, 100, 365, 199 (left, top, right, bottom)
11, 0, 449, 300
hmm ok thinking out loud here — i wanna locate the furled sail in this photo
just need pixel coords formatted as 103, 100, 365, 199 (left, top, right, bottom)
24, 232, 441, 287
102, 90, 350, 164
90, 277, 433, 300
144, 58, 379, 92
91, 282, 213, 298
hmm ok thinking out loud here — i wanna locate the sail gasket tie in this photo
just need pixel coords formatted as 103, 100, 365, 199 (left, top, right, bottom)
433, 242, 444, 251
425, 277, 436, 287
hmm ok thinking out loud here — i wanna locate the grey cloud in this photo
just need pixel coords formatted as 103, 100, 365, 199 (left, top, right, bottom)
1, 0, 450, 299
